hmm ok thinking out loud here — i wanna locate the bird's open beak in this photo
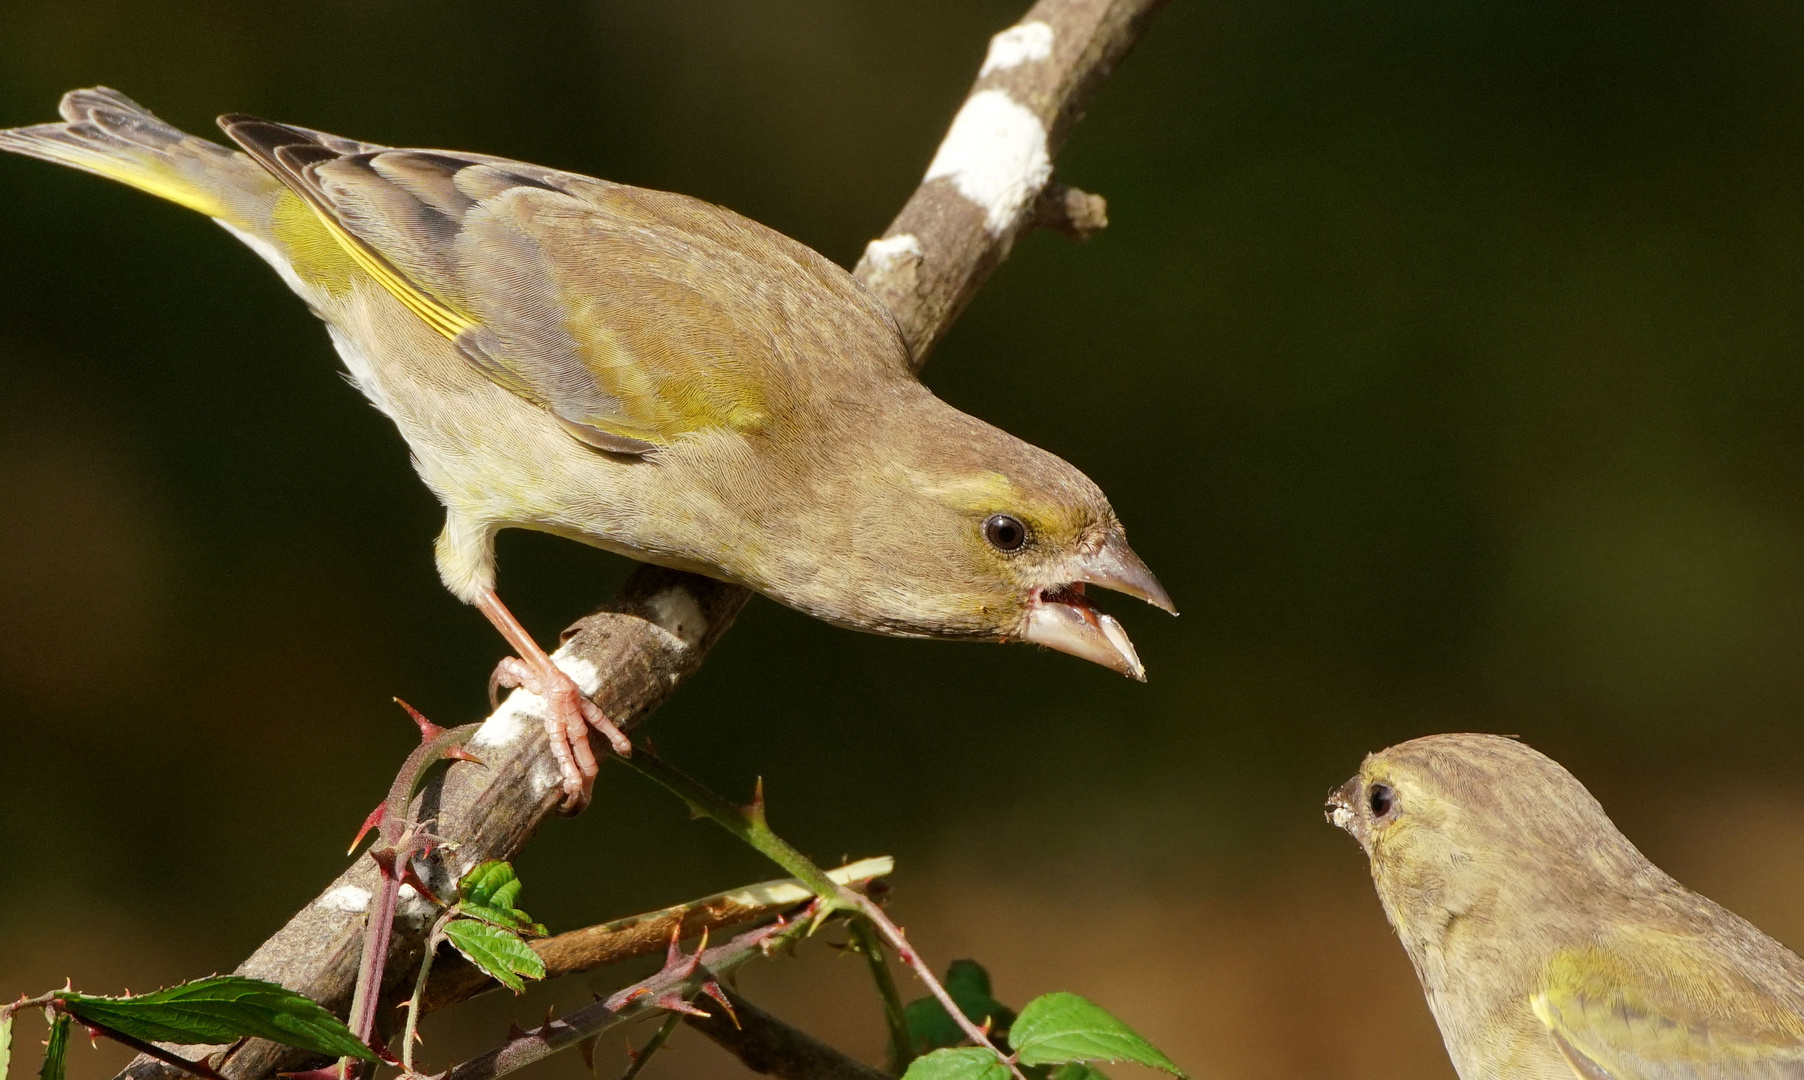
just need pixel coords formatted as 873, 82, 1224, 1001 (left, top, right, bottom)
1019, 530, 1175, 681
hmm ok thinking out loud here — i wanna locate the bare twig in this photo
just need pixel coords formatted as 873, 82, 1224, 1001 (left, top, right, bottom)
847, 918, 913, 1073
684, 985, 893, 1080
109, 5, 1166, 1079
420, 858, 893, 1013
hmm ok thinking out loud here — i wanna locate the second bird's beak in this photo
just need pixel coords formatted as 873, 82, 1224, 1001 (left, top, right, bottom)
1019, 530, 1175, 681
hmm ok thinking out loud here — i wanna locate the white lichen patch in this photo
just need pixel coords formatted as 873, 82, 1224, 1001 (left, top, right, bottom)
555, 651, 604, 696
471, 692, 533, 749
647, 585, 707, 648
924, 90, 1051, 235
861, 233, 924, 274
980, 21, 1055, 76
317, 885, 373, 913
396, 884, 438, 924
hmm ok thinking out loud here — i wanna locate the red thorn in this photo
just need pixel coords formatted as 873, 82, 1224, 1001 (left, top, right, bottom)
664, 923, 684, 969
507, 1023, 529, 1042
398, 862, 436, 903
700, 982, 738, 1029
348, 804, 387, 855
445, 745, 484, 765
82, 1024, 103, 1047
578, 1034, 598, 1074
653, 992, 709, 1018
370, 848, 398, 878
394, 697, 446, 742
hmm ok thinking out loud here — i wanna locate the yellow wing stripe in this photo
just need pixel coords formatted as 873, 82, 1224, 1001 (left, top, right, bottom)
302, 202, 476, 339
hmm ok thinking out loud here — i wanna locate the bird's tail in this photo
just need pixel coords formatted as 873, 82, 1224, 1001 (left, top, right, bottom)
0, 87, 276, 225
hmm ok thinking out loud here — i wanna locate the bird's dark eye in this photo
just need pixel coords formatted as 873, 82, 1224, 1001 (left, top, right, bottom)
1368, 783, 1396, 818
983, 514, 1029, 552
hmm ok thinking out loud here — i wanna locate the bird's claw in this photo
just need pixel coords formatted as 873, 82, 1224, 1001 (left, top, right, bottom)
490, 654, 629, 815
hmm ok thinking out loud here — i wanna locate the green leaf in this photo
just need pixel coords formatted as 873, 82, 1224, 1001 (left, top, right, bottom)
2, 1009, 12, 1080
1008, 994, 1182, 1076
456, 903, 546, 937
442, 919, 546, 993
58, 976, 375, 1061
899, 1047, 1011, 1080
903, 960, 1014, 1054
38, 1015, 68, 1080
1048, 1065, 1110, 1080
456, 863, 546, 936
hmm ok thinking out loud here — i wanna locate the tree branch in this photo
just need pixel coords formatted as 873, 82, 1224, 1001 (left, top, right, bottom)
684, 985, 893, 1080
111, 4, 1166, 1079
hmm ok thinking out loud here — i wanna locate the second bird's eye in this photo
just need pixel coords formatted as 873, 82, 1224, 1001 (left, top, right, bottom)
983, 514, 1029, 552
1368, 782, 1396, 817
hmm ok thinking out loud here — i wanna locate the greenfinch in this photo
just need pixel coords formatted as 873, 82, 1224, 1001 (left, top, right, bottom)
0, 88, 1172, 809
1328, 732, 1804, 1078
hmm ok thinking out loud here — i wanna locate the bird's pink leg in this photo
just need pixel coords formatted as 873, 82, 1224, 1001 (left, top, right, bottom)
473, 587, 630, 813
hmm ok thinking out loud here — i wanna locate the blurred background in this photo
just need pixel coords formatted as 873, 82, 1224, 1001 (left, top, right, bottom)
5, 0, 1804, 1076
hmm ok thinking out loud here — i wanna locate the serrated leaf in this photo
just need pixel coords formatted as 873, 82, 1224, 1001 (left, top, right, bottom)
1009, 994, 1182, 1076
904, 960, 1014, 1054
59, 976, 375, 1061
38, 1015, 68, 1080
456, 903, 546, 937
442, 919, 545, 993
457, 862, 516, 908
2, 1009, 12, 1080
455, 863, 545, 936
899, 1047, 1011, 1080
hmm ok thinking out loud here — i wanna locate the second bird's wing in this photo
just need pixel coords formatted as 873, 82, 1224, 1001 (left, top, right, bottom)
1532, 943, 1804, 1079
218, 115, 842, 453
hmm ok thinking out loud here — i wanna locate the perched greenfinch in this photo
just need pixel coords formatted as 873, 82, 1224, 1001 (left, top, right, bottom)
1327, 732, 1804, 1078
0, 88, 1172, 808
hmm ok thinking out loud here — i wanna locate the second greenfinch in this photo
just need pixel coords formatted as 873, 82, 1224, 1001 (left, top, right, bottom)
0, 89, 1173, 809
1328, 732, 1804, 1078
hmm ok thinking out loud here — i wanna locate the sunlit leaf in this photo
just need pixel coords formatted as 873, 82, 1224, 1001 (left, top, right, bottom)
899, 1047, 1011, 1080
1009, 994, 1181, 1076
59, 976, 375, 1061
456, 863, 546, 936
442, 920, 545, 993
2, 1008, 12, 1080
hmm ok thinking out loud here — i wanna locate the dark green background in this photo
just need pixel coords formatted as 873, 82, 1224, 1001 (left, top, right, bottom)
5, 2, 1804, 1077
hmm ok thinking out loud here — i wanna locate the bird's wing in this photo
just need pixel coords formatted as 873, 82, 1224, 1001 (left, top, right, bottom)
1532, 944, 1804, 1079
217, 115, 795, 453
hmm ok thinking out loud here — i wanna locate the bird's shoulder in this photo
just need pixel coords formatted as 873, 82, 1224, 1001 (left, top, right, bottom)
220, 117, 909, 451
1531, 924, 1804, 1078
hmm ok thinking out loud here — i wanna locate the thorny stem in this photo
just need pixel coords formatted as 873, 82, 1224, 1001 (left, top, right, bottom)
345, 870, 400, 1058
616, 752, 843, 900
616, 1013, 681, 1080
619, 748, 1025, 1080
402, 914, 455, 1073
443, 904, 824, 1080
847, 918, 912, 1072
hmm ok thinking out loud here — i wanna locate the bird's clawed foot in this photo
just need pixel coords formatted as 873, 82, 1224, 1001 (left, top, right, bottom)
490, 655, 631, 814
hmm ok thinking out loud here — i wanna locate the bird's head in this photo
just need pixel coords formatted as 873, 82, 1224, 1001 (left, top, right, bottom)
1326, 733, 1654, 955
830, 408, 1174, 679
